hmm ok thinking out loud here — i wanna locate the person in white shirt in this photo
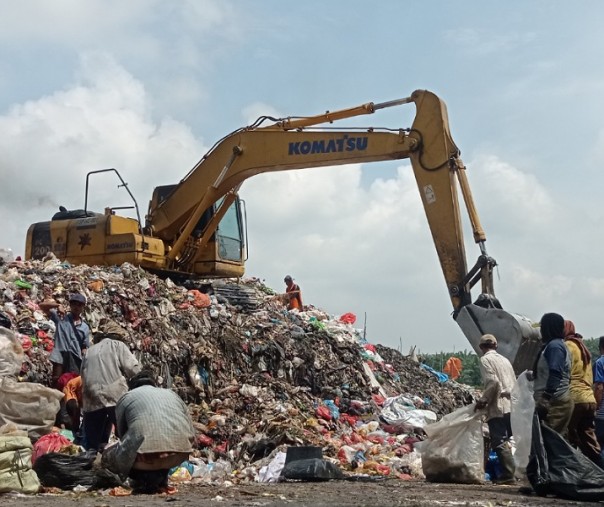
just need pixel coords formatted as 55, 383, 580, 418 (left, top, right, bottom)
81, 319, 141, 452
475, 333, 517, 484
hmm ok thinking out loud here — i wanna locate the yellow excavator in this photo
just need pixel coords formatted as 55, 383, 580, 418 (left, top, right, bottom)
25, 89, 540, 372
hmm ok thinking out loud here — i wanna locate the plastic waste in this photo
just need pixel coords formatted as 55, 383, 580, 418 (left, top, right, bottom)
258, 451, 287, 483
0, 248, 14, 264
33, 452, 122, 490
280, 458, 345, 481
510, 370, 535, 473
527, 413, 604, 501
415, 405, 484, 484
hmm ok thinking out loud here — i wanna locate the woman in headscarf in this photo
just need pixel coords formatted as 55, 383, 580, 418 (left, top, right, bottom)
533, 312, 573, 438
564, 320, 603, 466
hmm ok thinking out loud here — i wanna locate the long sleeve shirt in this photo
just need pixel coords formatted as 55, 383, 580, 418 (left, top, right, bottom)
478, 350, 517, 420
81, 338, 141, 412
533, 338, 571, 401
566, 340, 596, 404
116, 385, 195, 454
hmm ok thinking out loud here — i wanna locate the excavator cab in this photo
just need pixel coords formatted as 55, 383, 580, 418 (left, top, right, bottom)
147, 185, 247, 278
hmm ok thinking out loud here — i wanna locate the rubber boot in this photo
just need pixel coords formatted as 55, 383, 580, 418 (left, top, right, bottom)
494, 446, 516, 484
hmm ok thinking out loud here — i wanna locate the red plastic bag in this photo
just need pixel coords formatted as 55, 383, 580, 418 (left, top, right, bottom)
338, 313, 357, 325
32, 433, 72, 464
315, 405, 332, 421
371, 393, 386, 406
188, 290, 211, 309
19, 334, 33, 352
197, 434, 214, 447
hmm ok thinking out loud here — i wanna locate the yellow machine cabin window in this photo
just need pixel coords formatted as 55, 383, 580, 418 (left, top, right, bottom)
216, 199, 243, 262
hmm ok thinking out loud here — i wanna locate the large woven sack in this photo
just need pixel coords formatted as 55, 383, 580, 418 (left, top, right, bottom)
0, 432, 40, 494
0, 377, 63, 439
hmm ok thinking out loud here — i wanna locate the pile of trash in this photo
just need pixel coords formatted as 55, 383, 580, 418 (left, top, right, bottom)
0, 255, 475, 488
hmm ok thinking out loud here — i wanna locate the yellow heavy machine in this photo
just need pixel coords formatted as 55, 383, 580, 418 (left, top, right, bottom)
25, 89, 540, 372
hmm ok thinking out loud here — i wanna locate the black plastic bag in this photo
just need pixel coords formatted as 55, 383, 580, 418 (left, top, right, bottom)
280, 458, 345, 481
33, 452, 122, 490
527, 412, 604, 501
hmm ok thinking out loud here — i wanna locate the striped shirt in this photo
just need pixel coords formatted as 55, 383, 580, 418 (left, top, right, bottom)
115, 385, 195, 454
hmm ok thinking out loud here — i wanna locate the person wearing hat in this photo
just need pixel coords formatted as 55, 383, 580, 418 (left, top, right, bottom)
39, 293, 91, 387
475, 333, 517, 484
284, 275, 303, 311
80, 318, 141, 452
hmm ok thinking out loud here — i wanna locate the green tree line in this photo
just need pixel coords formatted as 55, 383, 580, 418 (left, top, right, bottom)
420, 337, 604, 388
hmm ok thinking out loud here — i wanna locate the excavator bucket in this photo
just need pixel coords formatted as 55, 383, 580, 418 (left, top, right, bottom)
455, 304, 542, 374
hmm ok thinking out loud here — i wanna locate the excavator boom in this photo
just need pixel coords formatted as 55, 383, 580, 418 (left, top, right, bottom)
26, 89, 540, 372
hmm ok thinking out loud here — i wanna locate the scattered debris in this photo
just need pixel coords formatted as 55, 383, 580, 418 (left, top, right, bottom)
0, 255, 475, 490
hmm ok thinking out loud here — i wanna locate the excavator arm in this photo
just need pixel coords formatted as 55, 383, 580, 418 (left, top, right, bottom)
149, 90, 485, 314
146, 89, 541, 371
27, 89, 540, 372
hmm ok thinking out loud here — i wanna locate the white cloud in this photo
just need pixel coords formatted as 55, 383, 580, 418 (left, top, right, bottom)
0, 52, 205, 252
469, 154, 555, 234
3, 2, 604, 354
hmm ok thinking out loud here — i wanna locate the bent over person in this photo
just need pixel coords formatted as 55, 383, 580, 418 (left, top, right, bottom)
475, 334, 517, 484
102, 371, 196, 494
81, 319, 140, 452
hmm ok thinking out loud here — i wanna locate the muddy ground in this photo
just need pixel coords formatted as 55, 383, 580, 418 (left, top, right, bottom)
2, 480, 597, 507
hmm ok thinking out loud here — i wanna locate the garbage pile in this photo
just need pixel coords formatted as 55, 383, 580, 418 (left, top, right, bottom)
0, 255, 475, 487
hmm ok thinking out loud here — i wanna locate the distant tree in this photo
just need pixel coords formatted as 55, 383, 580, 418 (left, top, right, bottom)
584, 337, 600, 360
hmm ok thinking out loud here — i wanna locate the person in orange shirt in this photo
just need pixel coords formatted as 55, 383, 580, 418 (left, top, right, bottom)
284, 275, 303, 311
63, 375, 83, 439
443, 356, 462, 381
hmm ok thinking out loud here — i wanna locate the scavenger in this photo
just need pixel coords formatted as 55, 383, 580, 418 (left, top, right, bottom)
39, 293, 91, 387
101, 371, 196, 493
474, 333, 517, 484
81, 319, 140, 452
533, 312, 573, 438
284, 275, 303, 311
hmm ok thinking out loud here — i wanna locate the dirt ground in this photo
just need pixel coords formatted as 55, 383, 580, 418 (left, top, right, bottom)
2, 480, 599, 507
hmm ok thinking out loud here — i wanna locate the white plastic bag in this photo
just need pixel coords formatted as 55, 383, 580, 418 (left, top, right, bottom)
510, 371, 535, 473
415, 404, 484, 484
0, 328, 24, 377
381, 395, 438, 429
257, 451, 287, 483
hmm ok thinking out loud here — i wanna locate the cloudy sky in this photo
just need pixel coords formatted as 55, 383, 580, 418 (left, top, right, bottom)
1, 1, 603, 354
